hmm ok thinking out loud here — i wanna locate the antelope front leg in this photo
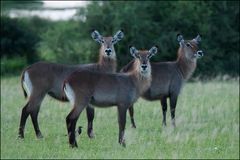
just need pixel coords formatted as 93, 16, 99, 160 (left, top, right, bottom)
86, 105, 95, 138
160, 96, 167, 127
128, 105, 136, 128
117, 106, 127, 147
170, 94, 178, 128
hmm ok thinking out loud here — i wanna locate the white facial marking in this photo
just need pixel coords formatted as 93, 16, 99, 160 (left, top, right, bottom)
23, 71, 32, 97
187, 42, 193, 48
102, 46, 116, 59
140, 62, 151, 77
91, 30, 103, 44
193, 35, 201, 44
177, 35, 184, 47
64, 83, 75, 106
112, 30, 124, 44
196, 50, 203, 58
130, 47, 138, 58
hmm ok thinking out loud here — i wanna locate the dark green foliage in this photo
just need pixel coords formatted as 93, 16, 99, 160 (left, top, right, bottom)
75, 1, 239, 77
1, 16, 40, 63
38, 20, 94, 65
1, 1, 239, 77
0, 16, 52, 75
1, 56, 26, 76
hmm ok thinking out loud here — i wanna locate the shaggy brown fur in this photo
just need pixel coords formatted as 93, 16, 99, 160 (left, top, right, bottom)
120, 34, 204, 128
63, 46, 157, 147
18, 30, 124, 139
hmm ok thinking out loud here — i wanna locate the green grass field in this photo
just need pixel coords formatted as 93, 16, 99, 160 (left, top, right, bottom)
1, 76, 239, 159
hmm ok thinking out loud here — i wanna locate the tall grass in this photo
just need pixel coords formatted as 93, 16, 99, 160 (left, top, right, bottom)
1, 76, 239, 159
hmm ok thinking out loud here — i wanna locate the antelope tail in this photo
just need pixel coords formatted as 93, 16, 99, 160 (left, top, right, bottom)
21, 70, 27, 99
62, 80, 67, 101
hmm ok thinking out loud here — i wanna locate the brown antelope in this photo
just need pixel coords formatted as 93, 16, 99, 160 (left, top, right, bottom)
120, 34, 204, 128
63, 46, 158, 147
18, 30, 124, 139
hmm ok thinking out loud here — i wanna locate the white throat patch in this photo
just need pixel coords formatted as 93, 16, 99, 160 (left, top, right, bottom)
140, 63, 151, 78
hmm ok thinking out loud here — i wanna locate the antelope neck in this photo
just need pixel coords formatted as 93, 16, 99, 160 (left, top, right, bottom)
129, 60, 152, 95
98, 51, 117, 73
176, 48, 197, 80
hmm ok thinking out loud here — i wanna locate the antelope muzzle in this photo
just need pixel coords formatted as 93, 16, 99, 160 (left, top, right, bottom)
105, 48, 112, 56
196, 50, 204, 58
141, 64, 148, 71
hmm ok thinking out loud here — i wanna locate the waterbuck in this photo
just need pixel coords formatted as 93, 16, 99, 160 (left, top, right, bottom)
120, 34, 204, 128
63, 46, 158, 147
18, 30, 124, 139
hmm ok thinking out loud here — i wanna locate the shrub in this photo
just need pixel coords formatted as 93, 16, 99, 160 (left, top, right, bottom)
1, 56, 27, 75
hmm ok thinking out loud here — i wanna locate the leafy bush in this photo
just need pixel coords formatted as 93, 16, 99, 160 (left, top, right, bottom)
1, 16, 40, 63
38, 20, 95, 64
1, 1, 239, 77
1, 56, 27, 75
76, 1, 239, 76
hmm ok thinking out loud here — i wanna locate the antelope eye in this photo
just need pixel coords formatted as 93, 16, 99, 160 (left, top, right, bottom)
186, 43, 192, 48
135, 54, 140, 59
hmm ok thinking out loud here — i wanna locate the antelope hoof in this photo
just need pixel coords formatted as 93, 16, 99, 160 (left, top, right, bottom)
17, 134, 24, 139
119, 138, 126, 147
70, 141, 78, 148
131, 124, 136, 128
172, 123, 176, 128
37, 133, 43, 139
120, 141, 126, 148
162, 121, 167, 127
171, 120, 176, 128
88, 131, 95, 139
131, 118, 136, 128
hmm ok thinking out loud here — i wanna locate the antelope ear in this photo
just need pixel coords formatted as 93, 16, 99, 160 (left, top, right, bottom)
112, 30, 124, 44
148, 46, 158, 58
177, 34, 184, 46
129, 46, 138, 58
91, 30, 104, 44
193, 34, 201, 44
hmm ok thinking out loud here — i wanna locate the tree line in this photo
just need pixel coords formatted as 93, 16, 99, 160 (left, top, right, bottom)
1, 1, 239, 78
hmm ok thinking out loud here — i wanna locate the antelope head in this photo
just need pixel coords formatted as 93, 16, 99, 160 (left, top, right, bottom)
91, 30, 124, 59
130, 46, 158, 76
177, 34, 204, 61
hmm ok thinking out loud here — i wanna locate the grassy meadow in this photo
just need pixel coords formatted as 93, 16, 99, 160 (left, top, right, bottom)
1, 76, 239, 159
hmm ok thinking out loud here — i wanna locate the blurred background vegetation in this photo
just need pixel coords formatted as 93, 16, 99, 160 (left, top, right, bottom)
1, 1, 239, 79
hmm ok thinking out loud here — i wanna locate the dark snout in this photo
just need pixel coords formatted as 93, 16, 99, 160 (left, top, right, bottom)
141, 64, 148, 71
196, 50, 204, 58
105, 48, 112, 56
